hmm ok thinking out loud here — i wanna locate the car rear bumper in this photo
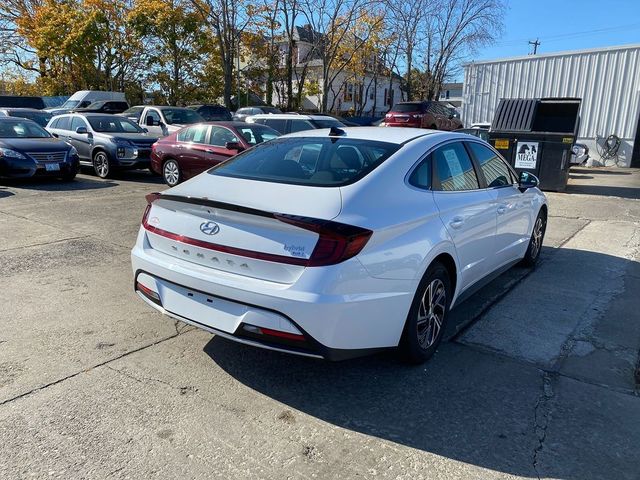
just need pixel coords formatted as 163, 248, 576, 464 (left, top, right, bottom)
131, 228, 413, 359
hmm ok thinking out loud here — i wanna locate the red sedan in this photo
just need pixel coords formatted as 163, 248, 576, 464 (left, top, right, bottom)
150, 121, 280, 186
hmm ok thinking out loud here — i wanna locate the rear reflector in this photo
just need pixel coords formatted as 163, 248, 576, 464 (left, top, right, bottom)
136, 281, 161, 304
242, 324, 306, 342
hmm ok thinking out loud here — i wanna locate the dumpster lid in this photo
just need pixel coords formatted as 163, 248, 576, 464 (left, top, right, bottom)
491, 97, 581, 135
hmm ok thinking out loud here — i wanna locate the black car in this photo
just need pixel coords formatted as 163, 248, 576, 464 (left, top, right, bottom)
0, 108, 53, 127
47, 113, 159, 178
71, 100, 130, 114
0, 95, 46, 110
188, 104, 232, 121
0, 117, 79, 181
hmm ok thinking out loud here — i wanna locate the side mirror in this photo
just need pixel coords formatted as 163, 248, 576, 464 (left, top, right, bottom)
75, 126, 88, 134
225, 141, 243, 152
519, 171, 539, 191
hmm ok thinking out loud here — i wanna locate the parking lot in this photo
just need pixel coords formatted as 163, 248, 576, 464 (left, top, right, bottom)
1, 167, 639, 479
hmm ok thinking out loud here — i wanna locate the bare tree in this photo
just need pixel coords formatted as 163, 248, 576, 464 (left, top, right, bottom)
301, 0, 383, 113
385, 0, 434, 101
193, 0, 251, 108
423, 0, 505, 99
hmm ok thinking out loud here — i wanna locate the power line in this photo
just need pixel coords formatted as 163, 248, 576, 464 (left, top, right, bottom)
494, 22, 640, 47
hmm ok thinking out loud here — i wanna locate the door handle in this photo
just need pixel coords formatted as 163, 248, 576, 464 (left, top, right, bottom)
205, 149, 215, 154
449, 216, 465, 229
497, 205, 507, 215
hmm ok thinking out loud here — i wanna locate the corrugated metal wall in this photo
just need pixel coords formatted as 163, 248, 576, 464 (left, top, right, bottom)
462, 45, 640, 142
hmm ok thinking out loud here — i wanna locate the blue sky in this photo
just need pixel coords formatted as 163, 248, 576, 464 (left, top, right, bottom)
474, 0, 640, 61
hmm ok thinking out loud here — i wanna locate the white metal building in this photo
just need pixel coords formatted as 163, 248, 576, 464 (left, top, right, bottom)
462, 44, 640, 167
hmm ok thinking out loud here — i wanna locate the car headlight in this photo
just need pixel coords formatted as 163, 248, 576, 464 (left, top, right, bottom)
0, 148, 27, 160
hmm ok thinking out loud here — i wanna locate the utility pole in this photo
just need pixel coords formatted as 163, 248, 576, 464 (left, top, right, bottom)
528, 39, 540, 55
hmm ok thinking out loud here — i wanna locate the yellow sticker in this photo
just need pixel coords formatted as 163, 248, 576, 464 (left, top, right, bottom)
494, 139, 509, 149
563, 137, 574, 144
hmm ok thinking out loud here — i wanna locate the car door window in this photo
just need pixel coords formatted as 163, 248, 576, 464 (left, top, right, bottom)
209, 126, 238, 147
467, 142, 514, 188
263, 119, 287, 134
289, 120, 315, 133
70, 116, 87, 131
56, 116, 71, 131
178, 125, 209, 143
433, 142, 479, 191
146, 109, 161, 124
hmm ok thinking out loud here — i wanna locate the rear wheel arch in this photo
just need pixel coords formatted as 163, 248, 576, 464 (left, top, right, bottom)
431, 252, 457, 298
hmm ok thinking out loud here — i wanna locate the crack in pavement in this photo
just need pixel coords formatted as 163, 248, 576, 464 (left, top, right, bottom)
0, 235, 91, 253
105, 365, 198, 395
532, 372, 554, 480
0, 329, 195, 407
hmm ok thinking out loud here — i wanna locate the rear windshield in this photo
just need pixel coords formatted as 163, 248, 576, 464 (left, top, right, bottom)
210, 137, 399, 186
88, 116, 144, 133
0, 119, 50, 138
160, 108, 203, 125
6, 110, 52, 127
392, 103, 426, 112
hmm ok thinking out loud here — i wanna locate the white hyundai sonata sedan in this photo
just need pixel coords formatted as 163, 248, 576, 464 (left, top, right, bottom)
131, 127, 547, 363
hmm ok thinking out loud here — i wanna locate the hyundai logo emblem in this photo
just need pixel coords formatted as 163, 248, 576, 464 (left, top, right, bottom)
200, 221, 220, 235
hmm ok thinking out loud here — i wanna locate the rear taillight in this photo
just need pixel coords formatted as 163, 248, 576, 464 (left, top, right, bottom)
142, 192, 161, 224
274, 214, 372, 267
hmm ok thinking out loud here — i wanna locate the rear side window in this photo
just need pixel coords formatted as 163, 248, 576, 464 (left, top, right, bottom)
408, 156, 432, 190
289, 119, 314, 133
49, 118, 59, 128
56, 116, 71, 130
210, 137, 400, 186
177, 124, 209, 143
467, 142, 514, 188
433, 142, 479, 191
262, 119, 287, 133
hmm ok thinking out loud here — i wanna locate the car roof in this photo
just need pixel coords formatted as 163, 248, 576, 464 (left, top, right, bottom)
199, 121, 272, 128
284, 127, 466, 144
247, 113, 337, 120
0, 107, 47, 112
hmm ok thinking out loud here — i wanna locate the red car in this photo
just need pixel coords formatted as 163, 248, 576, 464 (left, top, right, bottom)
151, 121, 280, 186
385, 101, 462, 131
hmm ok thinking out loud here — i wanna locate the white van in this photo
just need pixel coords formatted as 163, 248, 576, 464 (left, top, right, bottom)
46, 91, 127, 115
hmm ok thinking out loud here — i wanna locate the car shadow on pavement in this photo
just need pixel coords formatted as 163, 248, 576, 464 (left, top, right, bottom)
0, 187, 14, 199
203, 248, 640, 479
565, 184, 640, 199
0, 176, 117, 191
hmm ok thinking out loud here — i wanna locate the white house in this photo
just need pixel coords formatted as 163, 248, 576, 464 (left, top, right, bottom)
270, 26, 403, 116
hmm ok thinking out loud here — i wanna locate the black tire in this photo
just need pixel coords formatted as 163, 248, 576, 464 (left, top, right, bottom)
162, 159, 182, 187
520, 209, 547, 267
399, 261, 452, 364
93, 151, 112, 178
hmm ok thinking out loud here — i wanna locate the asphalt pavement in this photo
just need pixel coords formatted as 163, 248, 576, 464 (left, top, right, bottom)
0, 167, 639, 479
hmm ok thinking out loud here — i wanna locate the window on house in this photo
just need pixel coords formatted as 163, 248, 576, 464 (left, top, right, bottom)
344, 84, 354, 102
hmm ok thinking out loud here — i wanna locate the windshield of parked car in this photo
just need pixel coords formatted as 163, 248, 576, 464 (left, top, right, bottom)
85, 101, 106, 109
87, 116, 145, 133
236, 125, 281, 145
159, 108, 203, 125
392, 103, 426, 112
0, 119, 51, 138
210, 137, 399, 186
6, 110, 52, 127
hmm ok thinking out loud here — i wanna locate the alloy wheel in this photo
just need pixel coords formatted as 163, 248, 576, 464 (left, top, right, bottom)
163, 160, 180, 186
530, 217, 545, 259
416, 278, 446, 349
94, 153, 109, 178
